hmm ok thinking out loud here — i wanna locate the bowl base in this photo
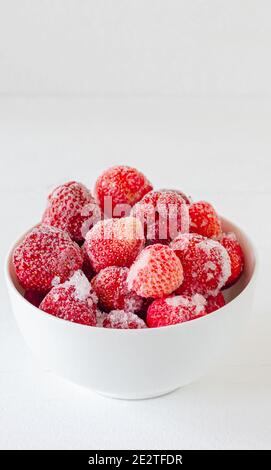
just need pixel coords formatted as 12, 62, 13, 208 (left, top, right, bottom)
96, 386, 182, 401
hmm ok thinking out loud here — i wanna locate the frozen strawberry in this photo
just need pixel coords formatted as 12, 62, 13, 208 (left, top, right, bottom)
218, 233, 244, 287
127, 244, 183, 298
24, 290, 45, 307
147, 294, 207, 328
42, 181, 101, 242
94, 166, 153, 217
205, 292, 225, 314
91, 266, 143, 313
171, 233, 231, 296
103, 310, 147, 329
81, 242, 95, 281
131, 190, 190, 244
189, 201, 221, 238
13, 226, 83, 293
85, 216, 144, 272
40, 270, 97, 326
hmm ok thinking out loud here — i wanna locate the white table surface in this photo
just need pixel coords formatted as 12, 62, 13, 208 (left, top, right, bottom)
0, 97, 270, 450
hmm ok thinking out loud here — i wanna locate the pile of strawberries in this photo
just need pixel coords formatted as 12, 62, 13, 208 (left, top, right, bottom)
13, 166, 244, 329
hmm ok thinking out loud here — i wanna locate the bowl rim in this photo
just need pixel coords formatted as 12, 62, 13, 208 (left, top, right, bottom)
5, 217, 258, 334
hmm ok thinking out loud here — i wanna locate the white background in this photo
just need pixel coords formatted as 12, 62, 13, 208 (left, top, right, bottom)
0, 1, 271, 450
1, 0, 271, 96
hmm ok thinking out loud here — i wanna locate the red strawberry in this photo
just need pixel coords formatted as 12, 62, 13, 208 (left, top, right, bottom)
42, 181, 101, 242
171, 233, 231, 296
91, 266, 143, 313
103, 310, 146, 329
131, 190, 190, 244
94, 166, 153, 217
127, 244, 183, 298
85, 217, 144, 273
218, 233, 244, 287
40, 270, 97, 326
147, 294, 207, 328
205, 292, 225, 314
189, 201, 222, 238
13, 225, 83, 293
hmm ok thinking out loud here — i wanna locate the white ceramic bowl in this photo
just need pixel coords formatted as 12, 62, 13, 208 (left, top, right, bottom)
5, 218, 257, 400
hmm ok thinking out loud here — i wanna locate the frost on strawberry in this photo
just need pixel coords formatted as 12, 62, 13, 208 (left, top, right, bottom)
91, 266, 143, 313
147, 294, 207, 328
13, 225, 83, 293
171, 233, 231, 296
40, 270, 97, 326
103, 310, 147, 329
42, 181, 101, 242
159, 188, 192, 205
